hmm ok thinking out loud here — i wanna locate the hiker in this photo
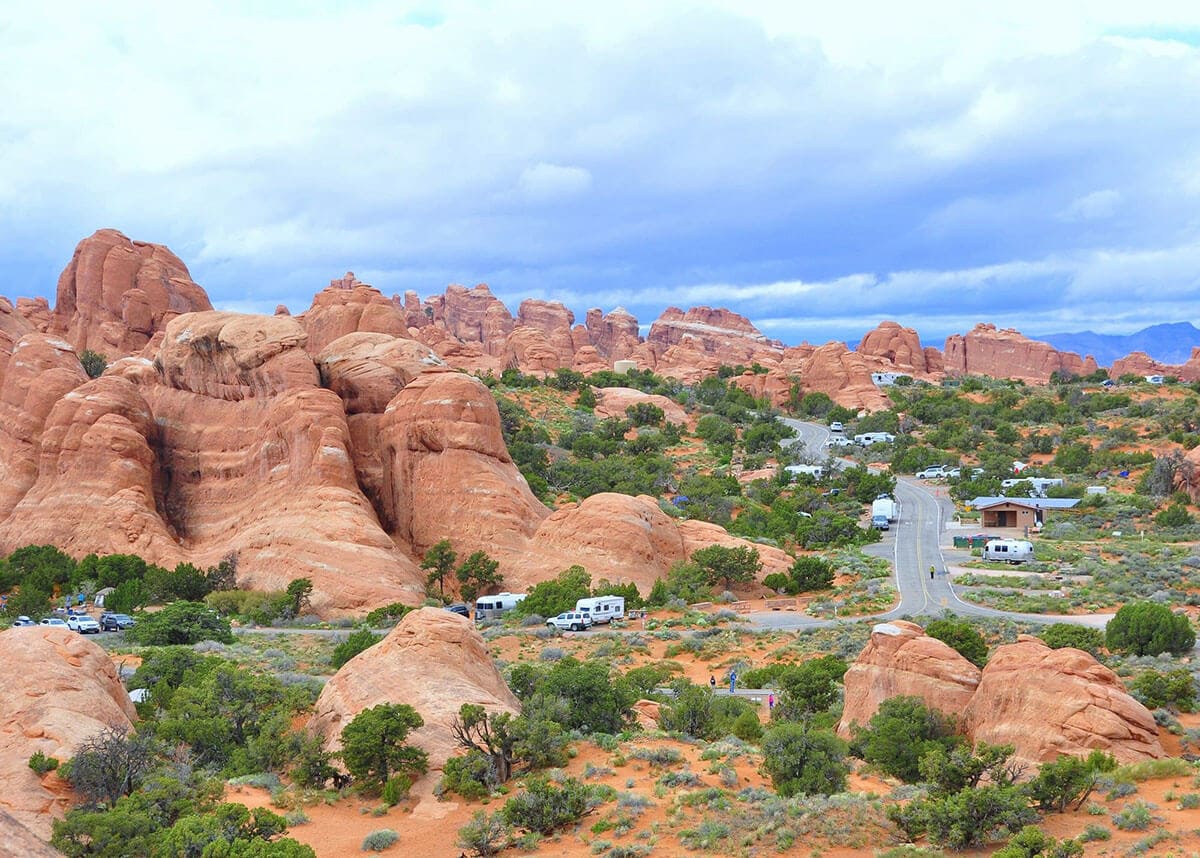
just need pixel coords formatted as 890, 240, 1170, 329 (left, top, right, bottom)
729, 670, 737, 693
768, 693, 775, 712
709, 674, 716, 690
929, 565, 935, 580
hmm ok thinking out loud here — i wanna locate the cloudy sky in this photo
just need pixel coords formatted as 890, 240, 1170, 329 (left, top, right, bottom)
2, 1, 1199, 346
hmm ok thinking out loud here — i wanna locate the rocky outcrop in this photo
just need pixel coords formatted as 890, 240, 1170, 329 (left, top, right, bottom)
0, 626, 137, 839
309, 608, 520, 771
585, 307, 642, 363
426, 284, 514, 357
50, 228, 212, 357
0, 809, 59, 858
964, 635, 1165, 764
517, 300, 577, 367
1111, 348, 1200, 383
857, 321, 935, 376
647, 306, 784, 372
593, 387, 689, 426
837, 623, 1165, 766
797, 343, 891, 411
837, 621, 981, 737
944, 324, 1098, 383
301, 276, 410, 355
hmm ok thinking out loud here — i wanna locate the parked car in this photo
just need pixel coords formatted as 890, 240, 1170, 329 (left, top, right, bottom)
829, 421, 844, 433
824, 436, 854, 448
444, 603, 470, 618
11, 615, 36, 627
546, 611, 593, 632
946, 467, 962, 478
916, 465, 948, 479
99, 612, 136, 631
39, 617, 69, 629
67, 614, 101, 634
871, 514, 890, 530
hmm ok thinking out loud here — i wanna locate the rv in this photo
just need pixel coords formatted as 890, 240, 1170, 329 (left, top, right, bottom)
474, 592, 526, 622
854, 432, 896, 446
983, 539, 1034, 564
575, 596, 625, 625
1000, 477, 1063, 497
871, 496, 899, 522
786, 464, 825, 481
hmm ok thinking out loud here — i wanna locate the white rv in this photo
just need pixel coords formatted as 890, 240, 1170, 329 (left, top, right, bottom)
871, 496, 899, 522
786, 464, 825, 481
983, 539, 1034, 564
474, 592, 526, 622
1000, 477, 1063, 497
575, 596, 625, 625
854, 432, 896, 446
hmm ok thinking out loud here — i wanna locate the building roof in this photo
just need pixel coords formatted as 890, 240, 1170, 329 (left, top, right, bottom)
970, 496, 1080, 510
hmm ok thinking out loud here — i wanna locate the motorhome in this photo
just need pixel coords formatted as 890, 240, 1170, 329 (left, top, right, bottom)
983, 539, 1034, 564
575, 596, 625, 625
785, 464, 825, 481
474, 592, 526, 622
871, 497, 899, 522
1000, 477, 1063, 497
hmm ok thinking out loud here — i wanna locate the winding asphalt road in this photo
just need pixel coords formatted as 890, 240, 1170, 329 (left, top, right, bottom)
746, 419, 1111, 632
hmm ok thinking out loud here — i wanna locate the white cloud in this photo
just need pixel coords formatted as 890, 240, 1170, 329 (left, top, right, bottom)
517, 163, 593, 201
1061, 189, 1122, 221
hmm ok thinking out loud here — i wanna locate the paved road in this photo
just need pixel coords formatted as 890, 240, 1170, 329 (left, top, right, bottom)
746, 419, 1112, 632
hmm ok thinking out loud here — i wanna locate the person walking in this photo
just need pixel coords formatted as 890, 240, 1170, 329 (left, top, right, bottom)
709, 674, 716, 691
729, 670, 737, 694
929, 565, 935, 580
768, 693, 775, 713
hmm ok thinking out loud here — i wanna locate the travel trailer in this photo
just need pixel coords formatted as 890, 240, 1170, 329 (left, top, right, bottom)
871, 496, 899, 522
474, 592, 526, 622
854, 432, 896, 446
983, 539, 1034, 564
575, 596, 625, 625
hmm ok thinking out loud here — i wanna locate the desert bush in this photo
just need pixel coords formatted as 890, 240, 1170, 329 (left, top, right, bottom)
361, 828, 399, 851
1105, 601, 1195, 656
849, 696, 960, 783
28, 751, 59, 775
1111, 800, 1154, 831
457, 810, 511, 857
1037, 623, 1104, 656
760, 724, 848, 796
1129, 668, 1198, 712
501, 777, 594, 834
924, 619, 988, 667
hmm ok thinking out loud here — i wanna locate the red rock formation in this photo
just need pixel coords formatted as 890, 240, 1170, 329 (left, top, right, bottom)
798, 343, 891, 411
0, 627, 136, 839
0, 809, 59, 858
425, 284, 514, 357
944, 324, 1098, 383
857, 321, 933, 376
50, 228, 212, 357
837, 621, 981, 737
648, 306, 784, 371
593, 387, 689, 426
1111, 348, 1200, 383
965, 635, 1164, 764
380, 371, 548, 560
517, 299, 577, 366
502, 326, 563, 375
585, 307, 642, 363
300, 276, 411, 354
15, 297, 52, 332
309, 608, 520, 771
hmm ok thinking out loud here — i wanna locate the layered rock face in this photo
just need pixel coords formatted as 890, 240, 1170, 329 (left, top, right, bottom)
857, 321, 938, 377
1111, 348, 1200, 382
50, 228, 212, 356
838, 623, 1164, 765
0, 627, 137, 838
964, 635, 1165, 764
837, 620, 981, 736
944, 323, 1098, 383
308, 608, 520, 770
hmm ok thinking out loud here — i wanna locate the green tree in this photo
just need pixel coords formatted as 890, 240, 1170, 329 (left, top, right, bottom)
339, 704, 428, 794
1155, 502, 1193, 528
456, 551, 502, 603
772, 655, 847, 723
925, 619, 988, 667
331, 629, 381, 669
79, 349, 108, 379
625, 402, 664, 426
421, 540, 458, 602
285, 578, 313, 617
1038, 624, 1104, 656
657, 682, 755, 740
64, 726, 156, 808
1105, 601, 1196, 656
993, 826, 1083, 858
126, 601, 234, 646
690, 544, 761, 589
789, 556, 835, 592
760, 724, 848, 796
575, 386, 596, 410
850, 696, 960, 783
517, 565, 591, 618
1026, 751, 1116, 813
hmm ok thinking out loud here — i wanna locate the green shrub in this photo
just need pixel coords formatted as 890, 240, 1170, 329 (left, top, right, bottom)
457, 810, 510, 857
363, 603, 412, 627
380, 774, 411, 807
759, 724, 848, 796
924, 619, 987, 667
1077, 823, 1110, 842
1037, 624, 1104, 656
1129, 669, 1197, 712
340, 704, 428, 795
126, 601, 234, 646
1111, 800, 1153, 831
850, 696, 960, 783
332, 629, 381, 669
440, 751, 498, 800
501, 777, 593, 834
361, 828, 399, 851
1026, 751, 1116, 812
731, 709, 763, 742
28, 751, 59, 775
1105, 601, 1195, 656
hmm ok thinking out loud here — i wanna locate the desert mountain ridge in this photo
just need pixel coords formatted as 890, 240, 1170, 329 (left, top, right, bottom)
1, 228, 1198, 615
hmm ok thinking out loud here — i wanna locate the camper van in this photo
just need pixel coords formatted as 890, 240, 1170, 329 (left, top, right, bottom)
983, 539, 1034, 564
854, 432, 896, 447
575, 596, 625, 625
474, 592, 526, 623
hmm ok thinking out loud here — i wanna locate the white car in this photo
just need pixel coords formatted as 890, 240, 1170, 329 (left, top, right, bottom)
824, 436, 854, 448
39, 617, 69, 629
829, 421, 844, 433
67, 614, 101, 634
916, 466, 948, 479
546, 611, 593, 632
